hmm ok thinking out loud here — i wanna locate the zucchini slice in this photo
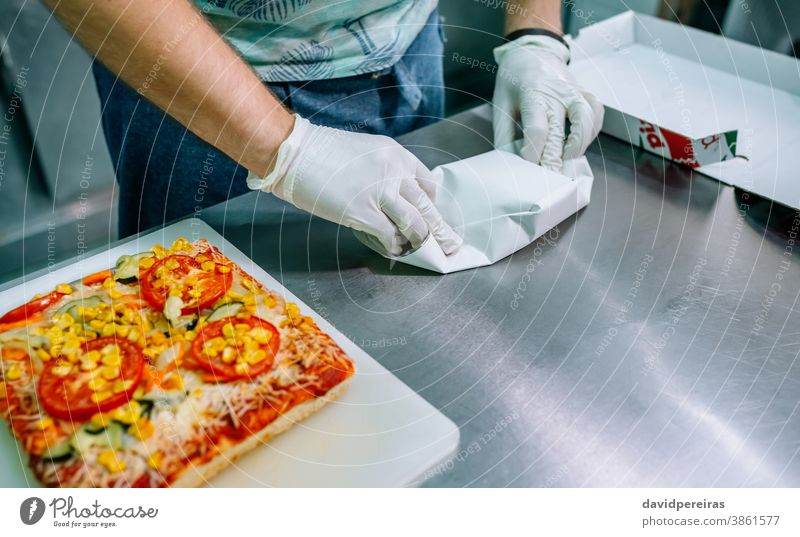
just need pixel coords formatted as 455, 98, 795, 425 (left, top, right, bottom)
207, 302, 243, 322
113, 252, 154, 281
54, 295, 104, 321
42, 439, 75, 462
70, 422, 124, 454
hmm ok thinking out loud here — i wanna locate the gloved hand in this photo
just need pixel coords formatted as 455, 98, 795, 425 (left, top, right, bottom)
492, 34, 604, 171
247, 115, 463, 257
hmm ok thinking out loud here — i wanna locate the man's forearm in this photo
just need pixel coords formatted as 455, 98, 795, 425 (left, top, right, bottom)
504, 0, 562, 35
44, 0, 293, 177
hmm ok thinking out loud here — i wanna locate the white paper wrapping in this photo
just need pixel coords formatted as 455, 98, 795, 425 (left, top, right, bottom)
355, 149, 594, 273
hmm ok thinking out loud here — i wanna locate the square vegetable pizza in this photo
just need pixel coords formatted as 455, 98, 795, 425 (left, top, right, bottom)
0, 238, 355, 487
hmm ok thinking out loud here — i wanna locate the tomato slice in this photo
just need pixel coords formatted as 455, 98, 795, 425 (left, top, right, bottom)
191, 316, 279, 381
140, 255, 232, 314
0, 290, 64, 324
37, 336, 145, 422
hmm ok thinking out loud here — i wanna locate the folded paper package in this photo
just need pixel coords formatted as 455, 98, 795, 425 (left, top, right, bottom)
355, 149, 594, 273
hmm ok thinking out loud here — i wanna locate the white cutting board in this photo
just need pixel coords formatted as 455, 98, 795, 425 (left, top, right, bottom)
0, 219, 459, 487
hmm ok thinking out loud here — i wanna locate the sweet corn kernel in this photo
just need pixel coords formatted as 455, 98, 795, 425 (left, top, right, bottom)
147, 451, 164, 470
35, 417, 54, 430
101, 324, 116, 337
114, 325, 131, 338
101, 366, 120, 380
87, 377, 107, 391
222, 323, 236, 339
127, 328, 141, 344
49, 345, 63, 357
165, 258, 180, 270
246, 349, 267, 364
249, 327, 272, 344
108, 289, 124, 300
161, 373, 184, 391
91, 390, 113, 403
226, 291, 244, 301
201, 261, 215, 271
121, 309, 136, 324
221, 346, 236, 363
217, 265, 231, 274
139, 256, 155, 269
36, 348, 51, 362
234, 362, 250, 375
111, 402, 140, 424
264, 296, 277, 308
151, 244, 167, 258
128, 417, 154, 440
80, 358, 98, 372
5, 364, 22, 381
102, 277, 116, 289
170, 237, 189, 251
111, 379, 134, 394
56, 283, 74, 295
195, 254, 209, 263
90, 412, 111, 429
97, 450, 126, 473
52, 364, 72, 377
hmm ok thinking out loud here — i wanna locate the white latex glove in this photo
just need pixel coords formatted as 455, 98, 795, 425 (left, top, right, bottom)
492, 34, 604, 171
247, 115, 463, 257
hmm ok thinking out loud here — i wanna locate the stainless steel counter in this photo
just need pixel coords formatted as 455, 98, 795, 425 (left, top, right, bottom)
201, 106, 799, 487
7, 105, 800, 487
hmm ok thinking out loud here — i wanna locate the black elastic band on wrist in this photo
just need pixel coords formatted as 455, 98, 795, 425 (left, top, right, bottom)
504, 28, 568, 50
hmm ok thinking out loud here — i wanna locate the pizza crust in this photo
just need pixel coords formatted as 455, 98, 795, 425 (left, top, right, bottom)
170, 378, 351, 487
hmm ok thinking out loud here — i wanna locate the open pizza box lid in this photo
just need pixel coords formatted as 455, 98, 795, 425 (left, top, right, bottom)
569, 11, 800, 209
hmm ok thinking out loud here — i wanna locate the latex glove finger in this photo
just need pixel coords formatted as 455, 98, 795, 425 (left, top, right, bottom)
563, 92, 604, 160
492, 89, 517, 151
382, 196, 429, 250
519, 99, 549, 165
353, 215, 407, 257
354, 226, 406, 258
414, 160, 439, 203
540, 105, 566, 171
401, 178, 463, 255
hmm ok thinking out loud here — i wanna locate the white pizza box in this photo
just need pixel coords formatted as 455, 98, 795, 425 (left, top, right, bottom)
0, 219, 459, 487
569, 11, 800, 209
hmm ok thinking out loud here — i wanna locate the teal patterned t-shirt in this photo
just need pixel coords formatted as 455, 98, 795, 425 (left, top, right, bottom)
194, 0, 438, 82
